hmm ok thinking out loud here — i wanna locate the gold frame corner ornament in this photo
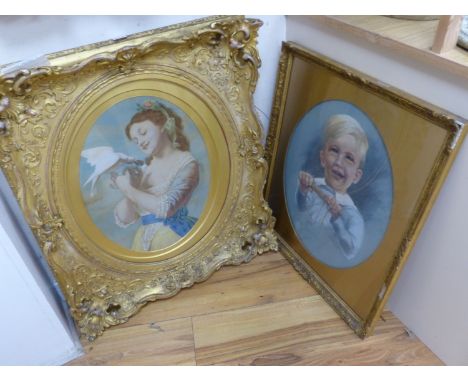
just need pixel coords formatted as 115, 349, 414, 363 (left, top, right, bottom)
0, 16, 277, 341
265, 41, 467, 338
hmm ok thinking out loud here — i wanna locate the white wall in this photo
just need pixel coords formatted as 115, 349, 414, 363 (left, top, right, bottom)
287, 16, 468, 365
0, 15, 286, 365
0, 227, 80, 365
0, 172, 82, 365
251, 16, 287, 133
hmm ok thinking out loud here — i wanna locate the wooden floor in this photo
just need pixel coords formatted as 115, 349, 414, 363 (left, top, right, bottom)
68, 251, 442, 366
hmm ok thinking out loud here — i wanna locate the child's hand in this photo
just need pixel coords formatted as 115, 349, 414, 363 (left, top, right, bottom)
325, 196, 342, 219
299, 171, 314, 192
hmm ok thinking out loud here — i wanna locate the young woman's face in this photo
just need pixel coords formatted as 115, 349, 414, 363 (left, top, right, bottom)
129, 120, 164, 156
320, 133, 363, 194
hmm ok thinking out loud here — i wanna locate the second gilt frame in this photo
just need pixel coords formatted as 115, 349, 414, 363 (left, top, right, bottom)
265, 42, 467, 337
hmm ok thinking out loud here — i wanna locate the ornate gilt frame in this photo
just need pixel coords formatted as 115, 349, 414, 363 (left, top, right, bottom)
265, 42, 467, 338
0, 16, 277, 341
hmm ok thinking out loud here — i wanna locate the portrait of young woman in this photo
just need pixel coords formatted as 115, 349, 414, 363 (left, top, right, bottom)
79, 96, 210, 252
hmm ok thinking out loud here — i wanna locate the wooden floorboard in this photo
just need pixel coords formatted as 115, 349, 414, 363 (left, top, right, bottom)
68, 251, 442, 366
67, 317, 196, 366
117, 251, 316, 328
192, 296, 441, 365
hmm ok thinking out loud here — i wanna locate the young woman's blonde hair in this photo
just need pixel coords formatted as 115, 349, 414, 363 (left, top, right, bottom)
323, 114, 369, 167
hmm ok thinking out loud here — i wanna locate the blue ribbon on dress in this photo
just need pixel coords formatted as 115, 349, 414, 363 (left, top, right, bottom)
140, 206, 197, 237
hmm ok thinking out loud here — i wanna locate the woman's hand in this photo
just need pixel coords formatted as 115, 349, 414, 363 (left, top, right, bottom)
111, 171, 133, 194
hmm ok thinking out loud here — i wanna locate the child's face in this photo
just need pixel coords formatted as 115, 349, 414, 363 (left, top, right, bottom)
320, 134, 363, 194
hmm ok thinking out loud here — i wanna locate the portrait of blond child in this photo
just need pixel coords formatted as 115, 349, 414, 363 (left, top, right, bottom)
296, 114, 369, 260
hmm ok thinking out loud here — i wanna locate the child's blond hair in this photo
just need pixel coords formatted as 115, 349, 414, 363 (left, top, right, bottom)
323, 114, 369, 167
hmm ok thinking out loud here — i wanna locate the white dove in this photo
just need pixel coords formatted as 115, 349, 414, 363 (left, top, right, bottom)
81, 146, 139, 196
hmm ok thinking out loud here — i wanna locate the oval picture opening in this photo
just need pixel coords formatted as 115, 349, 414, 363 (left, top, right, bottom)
284, 100, 393, 269
79, 96, 210, 252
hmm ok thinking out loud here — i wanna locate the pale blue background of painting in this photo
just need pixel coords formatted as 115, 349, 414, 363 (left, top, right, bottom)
79, 96, 210, 249
284, 100, 393, 269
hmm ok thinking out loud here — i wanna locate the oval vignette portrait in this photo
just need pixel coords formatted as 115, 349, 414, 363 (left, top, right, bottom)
79, 96, 210, 252
283, 100, 393, 269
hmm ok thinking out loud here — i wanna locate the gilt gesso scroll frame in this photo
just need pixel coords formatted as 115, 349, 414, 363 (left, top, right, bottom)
0, 16, 277, 341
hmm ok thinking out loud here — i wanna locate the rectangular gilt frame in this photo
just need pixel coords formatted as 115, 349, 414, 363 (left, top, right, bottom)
265, 42, 467, 337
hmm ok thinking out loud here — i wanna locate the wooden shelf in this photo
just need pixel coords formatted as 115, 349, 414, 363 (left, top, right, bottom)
309, 15, 468, 78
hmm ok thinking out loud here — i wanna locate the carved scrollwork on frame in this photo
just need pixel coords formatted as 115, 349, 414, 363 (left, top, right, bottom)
0, 16, 277, 341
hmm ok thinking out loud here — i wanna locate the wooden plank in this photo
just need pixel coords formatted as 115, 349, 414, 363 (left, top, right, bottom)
332, 15, 438, 49
117, 251, 317, 328
193, 296, 442, 365
432, 16, 463, 54
67, 250, 442, 365
67, 317, 195, 366
306, 15, 468, 79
